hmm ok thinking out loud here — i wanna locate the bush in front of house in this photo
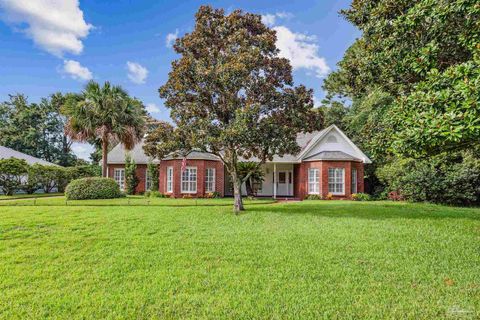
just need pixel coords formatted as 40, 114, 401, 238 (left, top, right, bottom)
351, 193, 371, 201
377, 152, 480, 205
145, 191, 168, 198
205, 191, 221, 198
305, 194, 322, 200
0, 158, 28, 195
65, 177, 125, 200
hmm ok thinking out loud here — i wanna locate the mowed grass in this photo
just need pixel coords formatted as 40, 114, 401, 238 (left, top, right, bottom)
0, 201, 479, 319
0, 195, 275, 207
0, 192, 63, 200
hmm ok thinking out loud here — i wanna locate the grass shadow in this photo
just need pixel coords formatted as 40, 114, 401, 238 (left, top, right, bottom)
250, 201, 480, 221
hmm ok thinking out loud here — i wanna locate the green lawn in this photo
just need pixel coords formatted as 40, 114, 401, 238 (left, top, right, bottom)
0, 195, 275, 206
1, 201, 479, 319
0, 192, 63, 200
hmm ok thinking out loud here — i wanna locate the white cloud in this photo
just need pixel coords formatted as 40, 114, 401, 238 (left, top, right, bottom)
62, 59, 92, 81
273, 26, 330, 78
71, 142, 94, 161
261, 14, 276, 27
165, 29, 179, 48
145, 103, 160, 114
0, 0, 92, 57
261, 12, 293, 27
126, 61, 148, 84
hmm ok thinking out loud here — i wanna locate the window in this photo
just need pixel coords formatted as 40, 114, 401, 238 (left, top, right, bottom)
146, 169, 152, 191
351, 168, 358, 194
181, 167, 197, 193
328, 168, 345, 195
308, 168, 320, 194
205, 168, 215, 192
166, 167, 173, 193
114, 168, 125, 191
278, 172, 286, 184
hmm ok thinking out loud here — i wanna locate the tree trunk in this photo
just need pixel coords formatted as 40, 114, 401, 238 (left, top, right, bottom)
230, 168, 244, 214
102, 139, 108, 177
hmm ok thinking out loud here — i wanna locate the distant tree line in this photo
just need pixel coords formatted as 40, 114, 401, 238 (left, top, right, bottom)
0, 157, 101, 196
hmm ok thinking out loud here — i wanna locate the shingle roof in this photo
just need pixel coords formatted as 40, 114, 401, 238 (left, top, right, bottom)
107, 141, 158, 164
303, 151, 362, 161
106, 126, 372, 164
0, 146, 58, 166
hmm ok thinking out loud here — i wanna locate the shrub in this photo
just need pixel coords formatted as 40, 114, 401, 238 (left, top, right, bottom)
125, 155, 138, 195
147, 162, 159, 192
0, 158, 28, 195
68, 165, 102, 180
148, 191, 168, 198
305, 194, 322, 200
31, 164, 66, 193
182, 194, 193, 199
325, 193, 334, 200
377, 152, 480, 205
22, 166, 41, 194
65, 177, 125, 200
351, 193, 371, 201
205, 191, 221, 198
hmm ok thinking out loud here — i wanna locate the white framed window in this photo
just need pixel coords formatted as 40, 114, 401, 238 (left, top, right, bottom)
145, 168, 152, 191
328, 168, 345, 195
205, 168, 215, 192
351, 168, 358, 194
308, 168, 320, 194
181, 167, 197, 193
114, 168, 125, 191
166, 167, 173, 193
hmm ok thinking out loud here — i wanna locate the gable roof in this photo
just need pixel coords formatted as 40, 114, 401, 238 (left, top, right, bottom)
106, 125, 371, 164
304, 151, 362, 162
0, 146, 58, 166
296, 125, 372, 164
107, 141, 158, 164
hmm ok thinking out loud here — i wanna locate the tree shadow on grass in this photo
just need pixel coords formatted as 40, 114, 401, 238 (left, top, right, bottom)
251, 201, 480, 221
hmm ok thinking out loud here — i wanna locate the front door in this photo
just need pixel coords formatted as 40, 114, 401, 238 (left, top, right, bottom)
277, 171, 293, 196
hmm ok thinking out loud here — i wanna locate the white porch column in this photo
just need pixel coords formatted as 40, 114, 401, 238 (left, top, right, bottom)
273, 163, 277, 199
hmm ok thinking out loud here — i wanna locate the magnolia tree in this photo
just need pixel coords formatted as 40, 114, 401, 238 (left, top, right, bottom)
144, 6, 323, 213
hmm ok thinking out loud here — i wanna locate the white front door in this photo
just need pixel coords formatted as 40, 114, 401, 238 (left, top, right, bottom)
277, 171, 293, 196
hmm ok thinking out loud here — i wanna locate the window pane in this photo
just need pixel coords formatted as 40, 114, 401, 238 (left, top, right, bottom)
279, 172, 286, 184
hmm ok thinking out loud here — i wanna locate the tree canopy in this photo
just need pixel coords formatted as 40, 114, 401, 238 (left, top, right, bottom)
62, 81, 146, 177
324, 0, 480, 157
144, 6, 322, 213
0, 94, 77, 166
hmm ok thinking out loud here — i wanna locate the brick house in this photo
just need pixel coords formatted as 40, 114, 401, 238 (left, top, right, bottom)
106, 125, 371, 199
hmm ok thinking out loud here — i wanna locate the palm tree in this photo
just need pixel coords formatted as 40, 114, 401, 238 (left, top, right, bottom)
63, 81, 146, 177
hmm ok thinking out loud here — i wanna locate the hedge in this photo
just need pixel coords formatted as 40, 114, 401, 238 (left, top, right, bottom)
65, 177, 125, 200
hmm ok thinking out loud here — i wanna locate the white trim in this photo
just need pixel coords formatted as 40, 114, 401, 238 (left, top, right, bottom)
145, 168, 151, 191
352, 168, 358, 194
181, 166, 197, 194
113, 168, 125, 192
205, 167, 215, 192
297, 125, 371, 164
308, 168, 320, 194
166, 166, 173, 193
328, 167, 345, 195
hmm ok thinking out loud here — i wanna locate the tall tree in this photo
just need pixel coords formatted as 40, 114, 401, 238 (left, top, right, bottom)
62, 81, 146, 177
0, 94, 77, 166
324, 0, 480, 157
143, 6, 322, 213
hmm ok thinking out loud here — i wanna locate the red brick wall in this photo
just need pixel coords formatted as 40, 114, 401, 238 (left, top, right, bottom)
295, 161, 364, 199
107, 164, 149, 194
158, 159, 224, 198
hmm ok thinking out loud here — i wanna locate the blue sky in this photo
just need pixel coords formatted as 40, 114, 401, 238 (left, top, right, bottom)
0, 0, 358, 160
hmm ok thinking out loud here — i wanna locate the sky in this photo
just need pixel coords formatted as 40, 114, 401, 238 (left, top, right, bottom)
0, 0, 359, 161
